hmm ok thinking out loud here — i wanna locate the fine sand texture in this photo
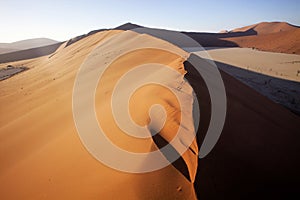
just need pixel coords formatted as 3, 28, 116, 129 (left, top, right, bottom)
0, 30, 198, 199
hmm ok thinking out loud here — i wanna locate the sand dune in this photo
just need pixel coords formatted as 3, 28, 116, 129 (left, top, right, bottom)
114, 22, 143, 30
224, 28, 300, 54
0, 38, 59, 54
65, 23, 142, 47
0, 42, 64, 64
184, 22, 300, 55
1, 22, 300, 200
0, 47, 19, 54
0, 30, 198, 199
231, 21, 299, 35
2, 22, 298, 65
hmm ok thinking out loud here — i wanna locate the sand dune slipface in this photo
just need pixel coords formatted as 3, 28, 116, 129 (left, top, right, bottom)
72, 28, 228, 185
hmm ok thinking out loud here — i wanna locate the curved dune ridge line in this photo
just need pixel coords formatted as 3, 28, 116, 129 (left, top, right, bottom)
0, 29, 199, 199
94, 30, 198, 176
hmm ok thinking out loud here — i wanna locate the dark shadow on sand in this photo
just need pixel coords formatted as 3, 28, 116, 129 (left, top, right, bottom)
151, 132, 191, 182
184, 54, 300, 199
182, 29, 258, 48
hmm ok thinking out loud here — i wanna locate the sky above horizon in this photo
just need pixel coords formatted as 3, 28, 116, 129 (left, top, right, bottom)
1, 0, 300, 43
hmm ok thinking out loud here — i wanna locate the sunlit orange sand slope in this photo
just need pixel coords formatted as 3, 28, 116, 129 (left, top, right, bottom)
1, 26, 300, 200
0, 30, 198, 199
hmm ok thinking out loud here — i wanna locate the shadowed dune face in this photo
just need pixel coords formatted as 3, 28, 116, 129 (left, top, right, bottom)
183, 32, 239, 47
114, 22, 143, 30
184, 58, 300, 199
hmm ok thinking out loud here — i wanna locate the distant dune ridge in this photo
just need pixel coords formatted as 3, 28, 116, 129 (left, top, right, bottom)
1, 21, 299, 64
0, 42, 64, 64
224, 22, 300, 54
230, 21, 299, 34
184, 21, 300, 54
0, 47, 19, 54
0, 38, 59, 54
0, 22, 300, 199
114, 22, 143, 30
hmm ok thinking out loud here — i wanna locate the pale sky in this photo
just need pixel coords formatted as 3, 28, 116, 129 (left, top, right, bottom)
1, 0, 299, 42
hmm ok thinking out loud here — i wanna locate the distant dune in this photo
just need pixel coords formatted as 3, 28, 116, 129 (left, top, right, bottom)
0, 47, 19, 54
2, 22, 298, 65
0, 38, 59, 54
224, 28, 300, 54
114, 22, 143, 30
0, 42, 64, 64
231, 21, 299, 35
184, 22, 300, 55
